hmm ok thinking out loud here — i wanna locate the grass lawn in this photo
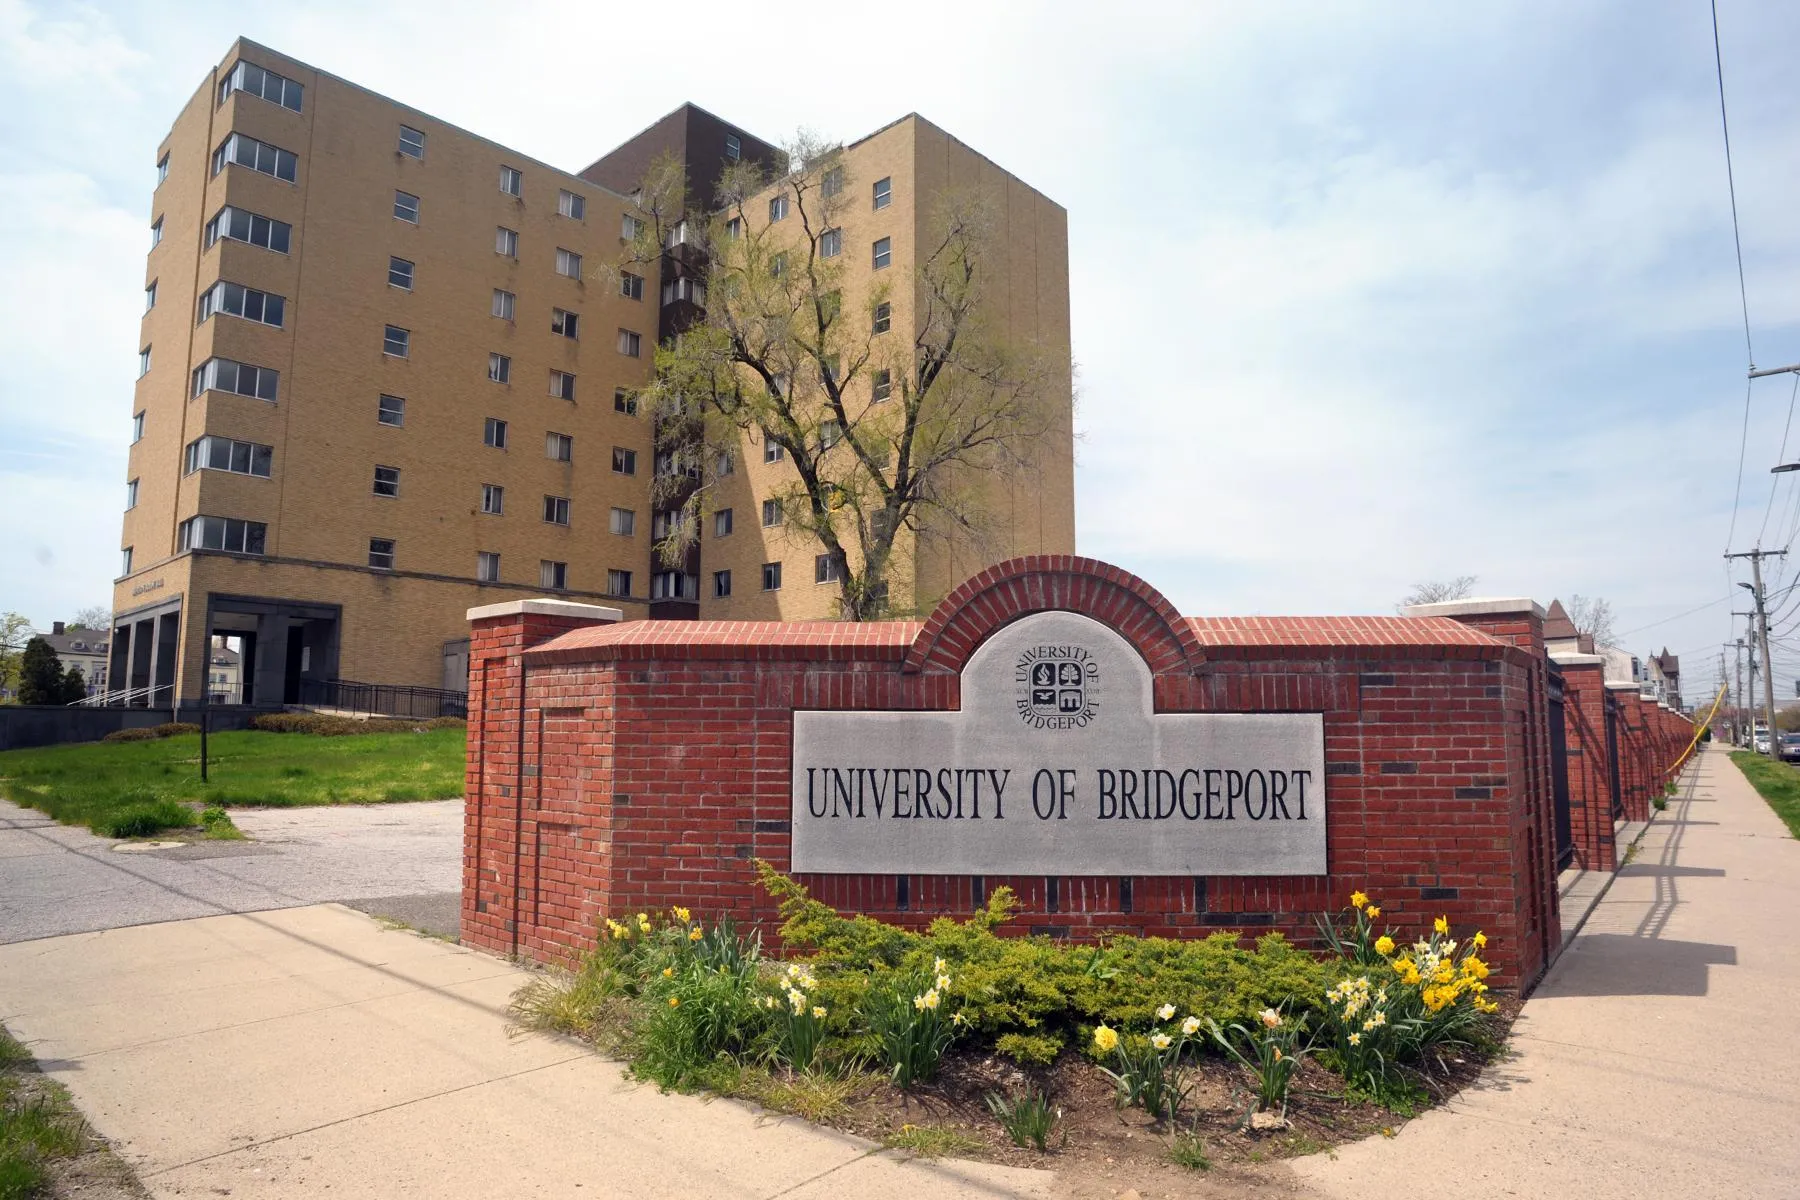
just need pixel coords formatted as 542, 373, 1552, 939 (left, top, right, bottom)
0, 728, 465, 838
1730, 751, 1800, 839
0, 1025, 87, 1199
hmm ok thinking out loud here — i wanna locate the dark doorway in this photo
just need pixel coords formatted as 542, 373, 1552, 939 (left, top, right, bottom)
283, 626, 305, 704
1546, 664, 1574, 870
1605, 693, 1624, 821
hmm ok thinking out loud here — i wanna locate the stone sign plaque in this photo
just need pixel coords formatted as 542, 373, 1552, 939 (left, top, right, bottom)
791, 611, 1327, 875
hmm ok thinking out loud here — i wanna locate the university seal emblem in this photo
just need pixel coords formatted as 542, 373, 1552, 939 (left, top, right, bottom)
1014, 645, 1100, 730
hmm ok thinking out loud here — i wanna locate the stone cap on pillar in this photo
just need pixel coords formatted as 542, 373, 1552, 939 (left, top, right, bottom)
1604, 680, 1640, 692
1402, 597, 1547, 619
1549, 652, 1607, 667
466, 598, 624, 623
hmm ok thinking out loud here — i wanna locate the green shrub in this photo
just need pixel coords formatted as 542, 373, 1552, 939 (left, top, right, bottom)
96, 797, 194, 838
100, 723, 199, 743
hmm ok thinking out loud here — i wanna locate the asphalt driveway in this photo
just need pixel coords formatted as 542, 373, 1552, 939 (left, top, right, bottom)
0, 797, 461, 944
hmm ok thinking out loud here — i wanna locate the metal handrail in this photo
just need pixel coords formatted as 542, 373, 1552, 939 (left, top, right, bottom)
296, 678, 467, 719
69, 684, 170, 708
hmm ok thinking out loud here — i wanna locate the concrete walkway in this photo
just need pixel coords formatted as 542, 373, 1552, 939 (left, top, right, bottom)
0, 903, 1050, 1199
1295, 744, 1800, 1199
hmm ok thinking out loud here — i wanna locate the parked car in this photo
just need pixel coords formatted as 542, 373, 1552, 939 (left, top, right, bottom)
1753, 729, 1771, 754
1781, 733, 1800, 764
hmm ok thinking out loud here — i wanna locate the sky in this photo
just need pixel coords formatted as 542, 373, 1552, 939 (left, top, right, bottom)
1, 0, 1797, 701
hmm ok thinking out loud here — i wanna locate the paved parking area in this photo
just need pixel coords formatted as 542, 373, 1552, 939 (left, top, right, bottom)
0, 798, 461, 944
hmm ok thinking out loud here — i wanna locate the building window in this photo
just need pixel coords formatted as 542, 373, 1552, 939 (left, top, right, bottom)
652, 571, 698, 601
212, 133, 298, 183
872, 301, 891, 334
394, 190, 420, 223
552, 308, 580, 339
481, 483, 504, 515
769, 194, 789, 222
819, 228, 842, 258
546, 431, 573, 462
762, 562, 782, 591
543, 495, 570, 526
558, 189, 585, 219
184, 435, 273, 477
219, 60, 303, 112
156, 153, 169, 185
121, 547, 133, 575
607, 569, 633, 597
132, 411, 144, 444
383, 325, 410, 357
872, 237, 891, 270
873, 176, 891, 210
179, 515, 268, 556
622, 214, 644, 241
762, 498, 783, 527
764, 441, 784, 463
145, 281, 158, 311
713, 569, 732, 598
372, 464, 400, 497
821, 166, 844, 198
651, 510, 677, 540
815, 554, 842, 584
206, 206, 291, 253
150, 218, 163, 248
616, 328, 640, 357
614, 388, 638, 416
769, 252, 786, 278
726, 216, 743, 239
367, 538, 395, 569
484, 417, 508, 448
612, 447, 636, 475
620, 271, 644, 300
713, 508, 733, 538
609, 507, 635, 536
492, 289, 515, 320
499, 165, 522, 196
819, 419, 842, 450
549, 370, 576, 400
477, 551, 500, 582
125, 479, 138, 510
138, 346, 152, 378
198, 280, 287, 327
872, 369, 892, 402
388, 257, 414, 289
555, 247, 582, 279
488, 352, 511, 384
541, 560, 568, 590
378, 394, 405, 426
192, 357, 279, 402
496, 226, 518, 257
396, 124, 427, 158
724, 134, 741, 161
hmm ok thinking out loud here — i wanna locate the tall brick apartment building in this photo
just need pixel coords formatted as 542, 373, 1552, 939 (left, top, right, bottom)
111, 39, 1074, 707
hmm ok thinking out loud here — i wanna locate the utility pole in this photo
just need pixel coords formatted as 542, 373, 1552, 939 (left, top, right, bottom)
1733, 635, 1747, 743
1728, 549, 1786, 760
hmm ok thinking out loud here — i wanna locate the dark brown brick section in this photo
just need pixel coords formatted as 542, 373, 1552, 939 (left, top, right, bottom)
464, 558, 1591, 990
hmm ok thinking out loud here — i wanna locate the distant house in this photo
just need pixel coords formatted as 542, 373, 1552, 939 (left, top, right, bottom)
1646, 648, 1681, 711
1544, 598, 1640, 689
38, 622, 110, 698
207, 638, 242, 704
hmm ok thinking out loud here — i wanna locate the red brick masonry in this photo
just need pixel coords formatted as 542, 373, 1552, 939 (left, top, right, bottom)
461, 558, 1686, 991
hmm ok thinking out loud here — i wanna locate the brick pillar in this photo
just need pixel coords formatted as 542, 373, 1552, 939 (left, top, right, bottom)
1605, 684, 1649, 822
1401, 598, 1558, 987
1550, 654, 1615, 871
462, 599, 621, 957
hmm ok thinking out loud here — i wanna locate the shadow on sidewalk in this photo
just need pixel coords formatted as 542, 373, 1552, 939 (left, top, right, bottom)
1534, 933, 1737, 998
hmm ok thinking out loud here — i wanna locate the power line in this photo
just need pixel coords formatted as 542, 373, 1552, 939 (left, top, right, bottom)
1711, 0, 1754, 367
1615, 594, 1737, 639
1757, 372, 1800, 546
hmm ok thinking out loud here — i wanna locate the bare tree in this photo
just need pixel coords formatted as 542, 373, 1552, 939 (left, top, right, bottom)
1400, 576, 1478, 609
1566, 594, 1617, 647
620, 137, 1062, 620
70, 606, 111, 631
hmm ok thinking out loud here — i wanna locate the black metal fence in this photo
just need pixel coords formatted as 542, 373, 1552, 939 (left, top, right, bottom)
297, 678, 468, 719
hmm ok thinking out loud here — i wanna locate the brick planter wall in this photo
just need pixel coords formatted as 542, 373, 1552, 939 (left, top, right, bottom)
463, 558, 1571, 990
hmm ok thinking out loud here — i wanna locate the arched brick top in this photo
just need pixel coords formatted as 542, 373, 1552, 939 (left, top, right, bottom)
903, 555, 1207, 676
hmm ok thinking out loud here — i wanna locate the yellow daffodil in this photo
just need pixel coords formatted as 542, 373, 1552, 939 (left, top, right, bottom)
933, 957, 947, 974
921, 990, 941, 1010
667, 996, 680, 1008
1273, 1046, 1283, 1061
1366, 906, 1381, 919
1259, 1007, 1282, 1029
1473, 931, 1488, 949
951, 1011, 968, 1027
1093, 1024, 1120, 1053
936, 974, 951, 992
672, 906, 691, 923
688, 927, 703, 942
1346, 1033, 1361, 1047
1375, 935, 1396, 956
1181, 1016, 1201, 1037
1156, 1003, 1177, 1021
661, 967, 674, 978
1434, 916, 1449, 935
811, 1006, 827, 1020
1350, 890, 1369, 910
1151, 1033, 1172, 1051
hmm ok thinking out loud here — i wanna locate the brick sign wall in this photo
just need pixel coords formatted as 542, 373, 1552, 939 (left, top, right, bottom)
461, 558, 1645, 991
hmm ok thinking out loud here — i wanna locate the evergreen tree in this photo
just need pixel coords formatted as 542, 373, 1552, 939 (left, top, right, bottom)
17, 637, 68, 705
61, 665, 89, 703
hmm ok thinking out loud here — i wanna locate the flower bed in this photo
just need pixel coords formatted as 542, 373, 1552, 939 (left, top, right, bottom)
511, 867, 1512, 1189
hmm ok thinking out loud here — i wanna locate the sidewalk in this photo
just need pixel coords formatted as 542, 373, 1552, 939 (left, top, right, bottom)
1294, 744, 1800, 1199
0, 902, 1050, 1199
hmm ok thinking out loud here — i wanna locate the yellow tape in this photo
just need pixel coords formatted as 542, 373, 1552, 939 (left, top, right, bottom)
1661, 683, 1727, 781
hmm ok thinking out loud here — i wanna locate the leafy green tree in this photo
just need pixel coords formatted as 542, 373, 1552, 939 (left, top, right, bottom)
18, 636, 76, 705
623, 138, 1063, 620
0, 612, 33, 701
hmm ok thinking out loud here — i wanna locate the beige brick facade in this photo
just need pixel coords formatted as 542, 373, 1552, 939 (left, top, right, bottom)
112, 43, 1071, 703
